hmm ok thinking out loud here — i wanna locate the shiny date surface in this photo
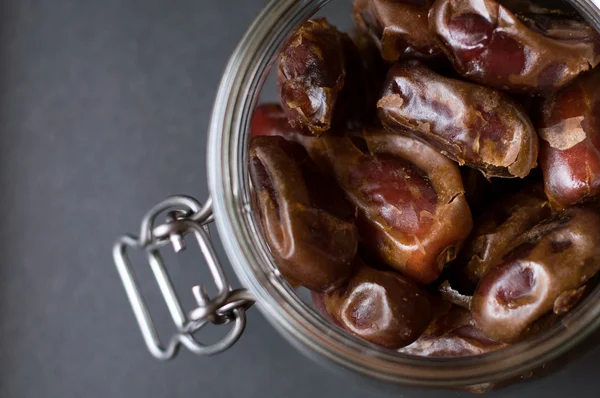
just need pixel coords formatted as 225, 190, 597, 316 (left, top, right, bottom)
353, 0, 443, 62
429, 0, 600, 94
324, 264, 433, 349
249, 136, 358, 292
538, 67, 600, 210
472, 205, 600, 342
378, 61, 538, 178
321, 129, 472, 284
456, 184, 551, 292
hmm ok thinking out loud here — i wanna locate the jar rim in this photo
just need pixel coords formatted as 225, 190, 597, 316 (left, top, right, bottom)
207, 0, 600, 388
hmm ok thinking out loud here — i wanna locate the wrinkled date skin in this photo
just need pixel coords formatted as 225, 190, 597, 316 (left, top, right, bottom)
324, 264, 433, 349
538, 68, 600, 210
456, 184, 551, 292
400, 306, 507, 357
321, 129, 472, 284
278, 18, 366, 135
429, 0, 600, 94
378, 61, 538, 178
472, 205, 600, 343
353, 0, 443, 62
249, 136, 359, 292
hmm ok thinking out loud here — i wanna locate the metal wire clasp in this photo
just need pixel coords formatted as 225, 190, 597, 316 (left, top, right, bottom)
112, 195, 255, 360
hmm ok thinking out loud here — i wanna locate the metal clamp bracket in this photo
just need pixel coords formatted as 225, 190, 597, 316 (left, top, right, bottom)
113, 195, 255, 360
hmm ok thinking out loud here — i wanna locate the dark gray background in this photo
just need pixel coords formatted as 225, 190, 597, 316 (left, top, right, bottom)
1, 0, 599, 397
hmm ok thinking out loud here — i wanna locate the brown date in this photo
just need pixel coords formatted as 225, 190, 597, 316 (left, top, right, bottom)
429, 0, 600, 94
472, 205, 600, 343
249, 136, 358, 292
455, 184, 551, 292
538, 67, 600, 210
377, 60, 538, 178
353, 0, 443, 62
400, 306, 506, 357
320, 129, 472, 284
324, 263, 433, 349
278, 18, 366, 135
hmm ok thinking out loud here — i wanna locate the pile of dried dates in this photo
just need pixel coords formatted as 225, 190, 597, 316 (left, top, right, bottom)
249, 0, 600, 357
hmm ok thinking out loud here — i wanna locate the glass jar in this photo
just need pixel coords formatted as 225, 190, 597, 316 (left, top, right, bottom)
118, 0, 600, 392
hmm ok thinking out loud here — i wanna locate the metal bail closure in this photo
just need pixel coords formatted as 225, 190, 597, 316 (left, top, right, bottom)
113, 195, 255, 360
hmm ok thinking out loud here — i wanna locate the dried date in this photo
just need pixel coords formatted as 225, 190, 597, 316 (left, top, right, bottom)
249, 136, 358, 292
324, 263, 433, 349
472, 205, 600, 342
320, 129, 472, 284
278, 19, 366, 135
455, 184, 551, 292
378, 61, 538, 178
353, 0, 443, 62
538, 67, 600, 210
429, 0, 600, 94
